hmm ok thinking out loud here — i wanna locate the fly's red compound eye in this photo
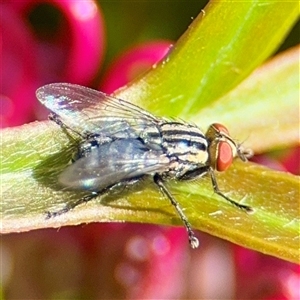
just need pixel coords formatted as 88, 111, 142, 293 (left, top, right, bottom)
212, 123, 230, 136
216, 141, 233, 171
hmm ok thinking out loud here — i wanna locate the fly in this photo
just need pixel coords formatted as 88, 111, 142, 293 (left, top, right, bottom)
36, 83, 253, 249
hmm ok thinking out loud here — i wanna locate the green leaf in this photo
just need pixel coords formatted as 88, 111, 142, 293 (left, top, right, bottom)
1, 1, 299, 263
117, 1, 299, 116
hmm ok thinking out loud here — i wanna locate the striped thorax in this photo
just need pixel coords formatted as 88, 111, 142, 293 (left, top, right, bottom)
160, 122, 209, 178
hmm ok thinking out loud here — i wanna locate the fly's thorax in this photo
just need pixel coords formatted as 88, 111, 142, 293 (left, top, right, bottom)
164, 159, 207, 180
159, 122, 209, 167
139, 124, 163, 151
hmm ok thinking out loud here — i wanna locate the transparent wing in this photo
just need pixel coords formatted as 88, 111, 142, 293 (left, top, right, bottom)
36, 83, 160, 136
58, 139, 170, 191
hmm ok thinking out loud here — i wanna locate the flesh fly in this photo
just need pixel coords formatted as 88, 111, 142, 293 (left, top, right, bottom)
36, 83, 253, 249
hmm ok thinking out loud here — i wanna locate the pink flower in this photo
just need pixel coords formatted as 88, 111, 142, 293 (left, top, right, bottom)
1, 0, 104, 126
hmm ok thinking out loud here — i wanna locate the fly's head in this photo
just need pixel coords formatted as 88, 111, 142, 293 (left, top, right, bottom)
205, 123, 252, 172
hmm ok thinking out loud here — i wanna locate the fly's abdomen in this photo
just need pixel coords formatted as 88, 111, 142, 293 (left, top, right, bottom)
59, 138, 169, 191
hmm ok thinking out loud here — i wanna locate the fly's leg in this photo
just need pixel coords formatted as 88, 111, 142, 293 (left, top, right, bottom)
49, 112, 79, 138
45, 191, 101, 219
208, 168, 253, 213
45, 178, 142, 219
49, 112, 67, 129
49, 112, 87, 140
153, 174, 199, 249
